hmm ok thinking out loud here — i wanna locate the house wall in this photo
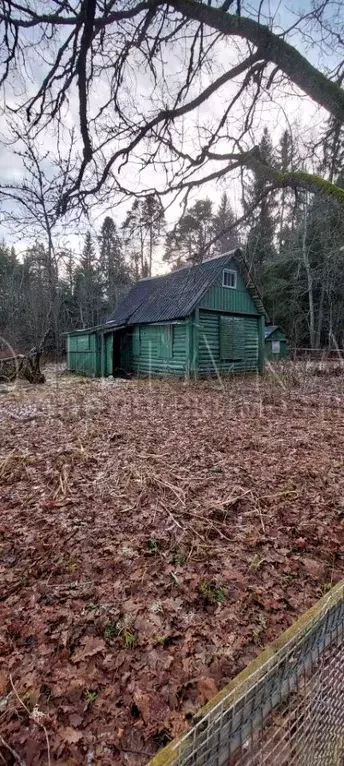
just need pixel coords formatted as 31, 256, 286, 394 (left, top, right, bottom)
195, 263, 263, 376
104, 333, 113, 376
199, 267, 258, 315
131, 321, 187, 376
265, 329, 289, 361
196, 311, 259, 375
67, 332, 99, 376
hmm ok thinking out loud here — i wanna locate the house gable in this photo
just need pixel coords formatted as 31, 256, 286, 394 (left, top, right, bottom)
266, 327, 286, 341
198, 260, 259, 316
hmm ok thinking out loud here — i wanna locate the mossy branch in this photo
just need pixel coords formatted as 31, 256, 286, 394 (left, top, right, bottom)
206, 150, 344, 207
170, 0, 344, 123
246, 158, 344, 207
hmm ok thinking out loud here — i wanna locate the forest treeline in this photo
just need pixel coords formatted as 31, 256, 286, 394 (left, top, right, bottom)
1, 126, 344, 355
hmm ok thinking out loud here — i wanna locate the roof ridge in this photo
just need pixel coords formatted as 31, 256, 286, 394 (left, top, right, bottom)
202, 248, 240, 263
138, 249, 238, 282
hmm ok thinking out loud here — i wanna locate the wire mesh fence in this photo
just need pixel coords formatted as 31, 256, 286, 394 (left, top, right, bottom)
150, 580, 344, 766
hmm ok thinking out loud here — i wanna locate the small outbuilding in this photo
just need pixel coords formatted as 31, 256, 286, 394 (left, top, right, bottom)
264, 325, 289, 361
66, 249, 268, 378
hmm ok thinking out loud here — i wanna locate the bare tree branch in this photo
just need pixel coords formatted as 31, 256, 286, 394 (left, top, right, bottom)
168, 0, 344, 122
0, 0, 344, 212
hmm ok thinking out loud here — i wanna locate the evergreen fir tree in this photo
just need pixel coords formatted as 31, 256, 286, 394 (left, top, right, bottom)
80, 231, 96, 270
211, 192, 239, 254
74, 231, 103, 328
322, 116, 344, 183
245, 128, 277, 284
98, 216, 129, 307
122, 196, 165, 277
164, 198, 213, 266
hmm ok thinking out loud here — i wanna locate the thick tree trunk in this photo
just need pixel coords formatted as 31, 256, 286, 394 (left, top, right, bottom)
0, 351, 45, 384
23, 348, 45, 384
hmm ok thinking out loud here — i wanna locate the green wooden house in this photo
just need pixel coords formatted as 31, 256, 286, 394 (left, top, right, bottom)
66, 249, 267, 378
264, 325, 289, 361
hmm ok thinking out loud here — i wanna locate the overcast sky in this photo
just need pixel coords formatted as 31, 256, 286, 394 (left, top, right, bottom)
0, 0, 336, 269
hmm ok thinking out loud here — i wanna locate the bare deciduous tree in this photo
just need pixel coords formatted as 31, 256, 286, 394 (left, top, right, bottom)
0, 122, 77, 352
0, 0, 343, 216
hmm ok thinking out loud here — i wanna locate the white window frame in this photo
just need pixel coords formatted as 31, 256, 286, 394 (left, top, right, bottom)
222, 269, 237, 290
272, 340, 281, 354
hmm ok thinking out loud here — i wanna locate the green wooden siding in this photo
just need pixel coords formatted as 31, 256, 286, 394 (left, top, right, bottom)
132, 327, 140, 357
265, 328, 289, 361
67, 332, 99, 376
131, 322, 187, 376
105, 333, 113, 376
199, 267, 258, 315
157, 326, 172, 359
197, 311, 259, 375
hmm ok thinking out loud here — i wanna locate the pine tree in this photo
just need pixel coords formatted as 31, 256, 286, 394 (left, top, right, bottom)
21, 243, 54, 348
74, 231, 103, 328
140, 195, 165, 277
164, 198, 213, 267
122, 196, 165, 277
65, 249, 75, 292
0, 242, 23, 344
245, 128, 277, 284
276, 130, 297, 248
121, 200, 145, 278
211, 192, 239, 255
98, 216, 129, 307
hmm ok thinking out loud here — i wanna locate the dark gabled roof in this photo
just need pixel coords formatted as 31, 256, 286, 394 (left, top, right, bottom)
106, 249, 267, 327
264, 325, 279, 339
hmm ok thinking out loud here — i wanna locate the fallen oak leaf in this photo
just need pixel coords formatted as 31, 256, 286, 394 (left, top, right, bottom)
133, 689, 151, 723
302, 558, 326, 579
60, 727, 83, 745
197, 676, 218, 704
163, 711, 188, 737
71, 636, 106, 664
68, 714, 83, 728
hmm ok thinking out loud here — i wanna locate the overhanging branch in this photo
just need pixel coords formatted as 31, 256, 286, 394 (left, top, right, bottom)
205, 150, 344, 207
167, 0, 344, 122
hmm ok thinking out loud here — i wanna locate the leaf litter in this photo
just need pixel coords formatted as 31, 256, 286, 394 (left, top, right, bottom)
1, 368, 344, 764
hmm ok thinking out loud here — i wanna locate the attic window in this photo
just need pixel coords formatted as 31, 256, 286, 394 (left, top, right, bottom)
222, 269, 237, 289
